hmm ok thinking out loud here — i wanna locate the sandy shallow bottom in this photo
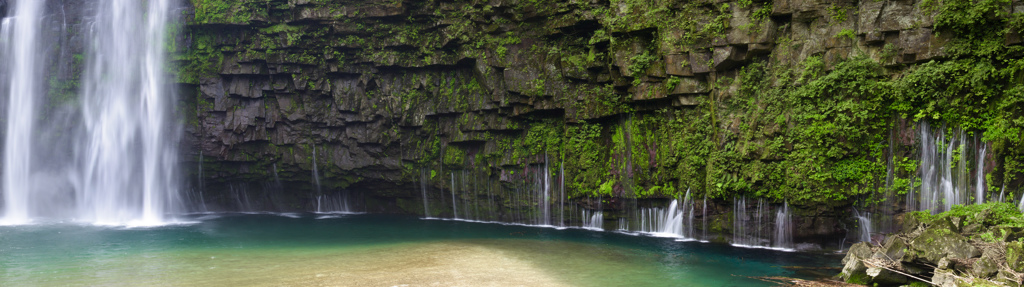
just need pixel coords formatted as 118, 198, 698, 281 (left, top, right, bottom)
11, 239, 659, 287
235, 240, 574, 287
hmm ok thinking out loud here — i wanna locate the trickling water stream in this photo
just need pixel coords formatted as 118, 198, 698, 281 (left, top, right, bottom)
733, 196, 793, 250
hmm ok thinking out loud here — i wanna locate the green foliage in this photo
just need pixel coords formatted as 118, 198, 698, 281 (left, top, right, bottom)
566, 122, 608, 198
926, 0, 1015, 57
826, 5, 849, 24
192, 0, 268, 24
628, 51, 658, 85
836, 29, 856, 41
711, 56, 891, 204
914, 202, 1024, 227
598, 180, 615, 197
180, 31, 223, 84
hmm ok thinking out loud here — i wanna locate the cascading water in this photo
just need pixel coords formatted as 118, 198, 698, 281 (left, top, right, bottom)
915, 121, 989, 214
272, 163, 281, 186
77, 0, 180, 225
450, 172, 457, 219
733, 196, 792, 250
541, 155, 551, 226
773, 201, 793, 249
683, 190, 695, 239
854, 208, 873, 243
314, 192, 353, 214
1, 0, 181, 225
732, 196, 755, 246
626, 190, 697, 239
0, 0, 44, 224
702, 194, 708, 240
420, 168, 430, 218
582, 209, 603, 230
312, 146, 322, 194
976, 143, 987, 204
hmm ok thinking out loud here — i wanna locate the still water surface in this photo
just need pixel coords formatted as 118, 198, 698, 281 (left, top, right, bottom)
0, 214, 839, 286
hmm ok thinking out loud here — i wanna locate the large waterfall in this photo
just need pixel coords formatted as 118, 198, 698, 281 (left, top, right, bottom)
0, 0, 181, 225
0, 0, 43, 225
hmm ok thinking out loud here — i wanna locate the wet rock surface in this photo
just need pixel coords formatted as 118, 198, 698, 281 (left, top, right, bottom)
840, 206, 1024, 286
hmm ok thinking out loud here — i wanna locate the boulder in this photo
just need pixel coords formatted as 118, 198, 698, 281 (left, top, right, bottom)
841, 258, 871, 284
901, 212, 924, 232
841, 242, 873, 284
1008, 241, 1024, 272
972, 254, 999, 278
907, 227, 980, 263
932, 269, 959, 287
881, 236, 908, 261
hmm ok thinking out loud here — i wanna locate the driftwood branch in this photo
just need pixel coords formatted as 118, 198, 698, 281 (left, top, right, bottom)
860, 258, 937, 286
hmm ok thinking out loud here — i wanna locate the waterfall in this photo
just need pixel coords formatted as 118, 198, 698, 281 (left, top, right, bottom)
733, 197, 750, 246
732, 196, 790, 250
628, 191, 696, 239
541, 155, 551, 225
918, 122, 959, 214
702, 194, 707, 241
230, 184, 254, 212
192, 151, 207, 213
976, 143, 986, 204
312, 146, 322, 194
916, 122, 989, 214
0, 0, 181, 225
450, 172, 457, 219
773, 200, 793, 249
421, 168, 430, 218
0, 0, 44, 224
313, 192, 353, 214
1018, 191, 1024, 213
854, 208, 873, 243
683, 190, 695, 239
76, 0, 180, 225
582, 209, 603, 230
559, 161, 565, 226
272, 163, 281, 187
1000, 182, 1006, 203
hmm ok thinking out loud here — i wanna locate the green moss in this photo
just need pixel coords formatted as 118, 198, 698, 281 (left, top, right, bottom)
192, 0, 268, 24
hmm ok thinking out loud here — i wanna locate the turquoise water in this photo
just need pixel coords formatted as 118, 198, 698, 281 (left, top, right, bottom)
0, 214, 839, 286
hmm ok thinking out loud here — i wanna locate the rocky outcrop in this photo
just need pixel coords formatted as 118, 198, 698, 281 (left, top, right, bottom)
840, 203, 1024, 286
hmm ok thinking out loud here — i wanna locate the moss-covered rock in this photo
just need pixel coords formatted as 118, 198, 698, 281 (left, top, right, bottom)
907, 227, 980, 263
1008, 241, 1024, 272
840, 242, 872, 284
972, 254, 999, 279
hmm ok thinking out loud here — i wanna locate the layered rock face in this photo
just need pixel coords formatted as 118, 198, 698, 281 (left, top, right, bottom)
178, 0, 1024, 242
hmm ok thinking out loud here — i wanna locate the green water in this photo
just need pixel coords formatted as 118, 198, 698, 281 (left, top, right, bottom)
0, 214, 840, 286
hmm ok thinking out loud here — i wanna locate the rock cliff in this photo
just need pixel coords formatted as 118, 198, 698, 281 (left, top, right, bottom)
178, 0, 1024, 243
